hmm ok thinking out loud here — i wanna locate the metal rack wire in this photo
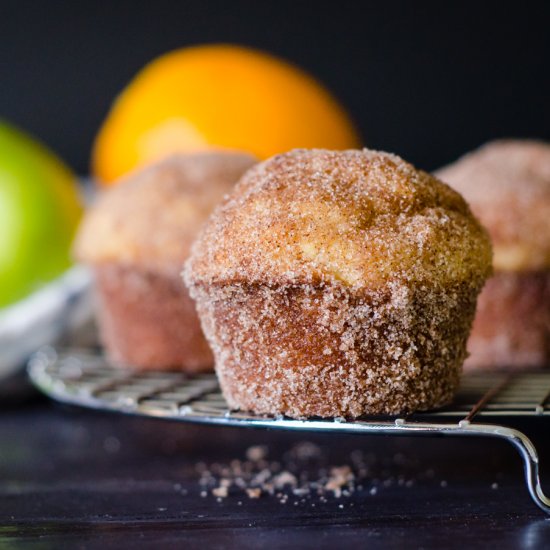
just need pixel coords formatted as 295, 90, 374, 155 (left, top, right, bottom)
28, 347, 550, 515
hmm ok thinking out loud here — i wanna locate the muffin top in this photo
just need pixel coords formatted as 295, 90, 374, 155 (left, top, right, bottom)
436, 140, 550, 271
185, 148, 492, 291
75, 151, 256, 275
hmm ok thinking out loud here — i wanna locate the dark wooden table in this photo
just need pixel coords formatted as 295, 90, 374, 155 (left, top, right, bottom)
1, 379, 550, 549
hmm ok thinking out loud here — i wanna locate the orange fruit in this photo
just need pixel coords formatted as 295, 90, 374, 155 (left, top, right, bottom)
92, 44, 361, 185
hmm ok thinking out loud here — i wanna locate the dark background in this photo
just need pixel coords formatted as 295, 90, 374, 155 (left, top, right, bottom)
0, 0, 548, 174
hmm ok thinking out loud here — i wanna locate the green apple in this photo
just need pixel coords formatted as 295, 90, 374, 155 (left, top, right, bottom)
0, 120, 82, 308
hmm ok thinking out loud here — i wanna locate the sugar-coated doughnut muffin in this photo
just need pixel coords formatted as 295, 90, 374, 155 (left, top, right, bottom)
75, 151, 256, 371
185, 149, 492, 417
436, 139, 550, 370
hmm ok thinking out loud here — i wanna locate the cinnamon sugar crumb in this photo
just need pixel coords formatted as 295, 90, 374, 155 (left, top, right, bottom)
194, 443, 441, 504
212, 486, 228, 498
246, 445, 268, 462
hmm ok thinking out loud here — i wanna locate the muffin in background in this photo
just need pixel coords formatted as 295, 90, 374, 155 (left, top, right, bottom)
75, 151, 256, 371
185, 149, 492, 418
436, 139, 550, 370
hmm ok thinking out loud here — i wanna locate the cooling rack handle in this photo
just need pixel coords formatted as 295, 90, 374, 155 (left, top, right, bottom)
501, 428, 550, 515
463, 423, 550, 515
349, 420, 550, 516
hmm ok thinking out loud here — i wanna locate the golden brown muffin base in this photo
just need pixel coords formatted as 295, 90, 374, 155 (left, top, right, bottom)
465, 272, 550, 370
94, 264, 213, 372
191, 280, 478, 418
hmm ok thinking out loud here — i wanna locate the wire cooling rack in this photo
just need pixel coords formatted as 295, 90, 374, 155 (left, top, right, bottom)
28, 347, 550, 515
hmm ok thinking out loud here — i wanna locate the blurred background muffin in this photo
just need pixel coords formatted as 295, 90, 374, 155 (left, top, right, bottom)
75, 151, 256, 371
436, 140, 550, 370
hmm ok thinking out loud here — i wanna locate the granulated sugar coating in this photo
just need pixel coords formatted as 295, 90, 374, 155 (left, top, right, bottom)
436, 140, 550, 272
187, 149, 491, 288
185, 149, 492, 417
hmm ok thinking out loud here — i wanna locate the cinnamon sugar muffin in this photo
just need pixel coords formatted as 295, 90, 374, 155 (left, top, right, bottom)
185, 149, 492, 417
75, 152, 256, 371
436, 140, 550, 370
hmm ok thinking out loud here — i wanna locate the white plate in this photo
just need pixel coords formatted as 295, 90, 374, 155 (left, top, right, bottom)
0, 265, 92, 380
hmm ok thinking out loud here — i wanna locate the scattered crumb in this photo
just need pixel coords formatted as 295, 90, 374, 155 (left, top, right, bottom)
190, 442, 437, 507
212, 486, 228, 498
246, 488, 262, 499
325, 466, 354, 497
246, 445, 268, 462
